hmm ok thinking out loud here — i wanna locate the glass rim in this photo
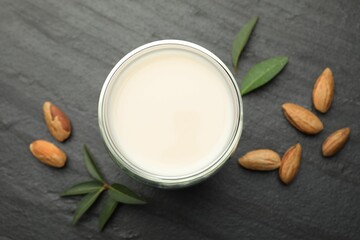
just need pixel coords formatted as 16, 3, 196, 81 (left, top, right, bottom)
98, 39, 243, 188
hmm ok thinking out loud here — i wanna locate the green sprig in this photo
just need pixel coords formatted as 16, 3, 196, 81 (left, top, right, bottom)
61, 145, 146, 231
231, 16, 289, 95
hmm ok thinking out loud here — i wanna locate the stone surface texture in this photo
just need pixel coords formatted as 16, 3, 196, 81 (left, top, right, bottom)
0, 0, 359, 239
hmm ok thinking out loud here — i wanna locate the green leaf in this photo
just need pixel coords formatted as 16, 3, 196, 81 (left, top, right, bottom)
109, 183, 146, 205
232, 16, 259, 71
98, 195, 119, 231
240, 56, 288, 96
60, 181, 103, 197
72, 187, 104, 225
83, 145, 105, 183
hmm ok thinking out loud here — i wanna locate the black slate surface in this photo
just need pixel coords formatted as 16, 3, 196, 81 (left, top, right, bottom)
1, 0, 360, 239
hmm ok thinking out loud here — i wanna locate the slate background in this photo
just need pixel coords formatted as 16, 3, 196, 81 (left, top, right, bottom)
1, 0, 359, 239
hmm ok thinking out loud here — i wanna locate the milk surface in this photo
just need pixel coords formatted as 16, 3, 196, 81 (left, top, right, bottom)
106, 48, 236, 176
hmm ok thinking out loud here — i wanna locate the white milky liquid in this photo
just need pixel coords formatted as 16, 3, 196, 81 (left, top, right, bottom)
106, 48, 236, 177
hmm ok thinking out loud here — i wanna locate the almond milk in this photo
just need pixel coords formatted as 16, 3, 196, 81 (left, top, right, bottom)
99, 40, 242, 187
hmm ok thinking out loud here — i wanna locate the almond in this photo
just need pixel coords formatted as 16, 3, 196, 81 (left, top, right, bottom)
322, 127, 350, 157
282, 103, 324, 135
29, 140, 67, 168
238, 149, 281, 171
312, 68, 334, 113
43, 101, 71, 142
279, 143, 302, 184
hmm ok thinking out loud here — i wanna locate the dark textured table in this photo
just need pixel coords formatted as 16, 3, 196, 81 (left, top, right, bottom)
1, 0, 359, 239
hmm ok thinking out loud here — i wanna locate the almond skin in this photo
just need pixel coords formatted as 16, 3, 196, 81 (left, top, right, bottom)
322, 127, 350, 157
43, 101, 71, 142
29, 140, 67, 168
238, 149, 281, 171
282, 103, 324, 135
312, 68, 334, 113
279, 143, 302, 184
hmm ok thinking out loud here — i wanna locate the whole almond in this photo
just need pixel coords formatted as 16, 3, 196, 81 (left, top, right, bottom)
282, 103, 324, 135
29, 140, 67, 168
322, 127, 350, 157
279, 143, 302, 184
312, 68, 334, 113
43, 101, 71, 142
238, 149, 281, 171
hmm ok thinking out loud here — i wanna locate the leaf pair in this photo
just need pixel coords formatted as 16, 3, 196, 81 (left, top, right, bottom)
71, 187, 104, 225
61, 145, 146, 231
231, 16, 288, 96
98, 183, 146, 230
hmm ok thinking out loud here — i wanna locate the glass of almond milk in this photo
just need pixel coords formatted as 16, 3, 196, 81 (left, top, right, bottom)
98, 40, 243, 188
